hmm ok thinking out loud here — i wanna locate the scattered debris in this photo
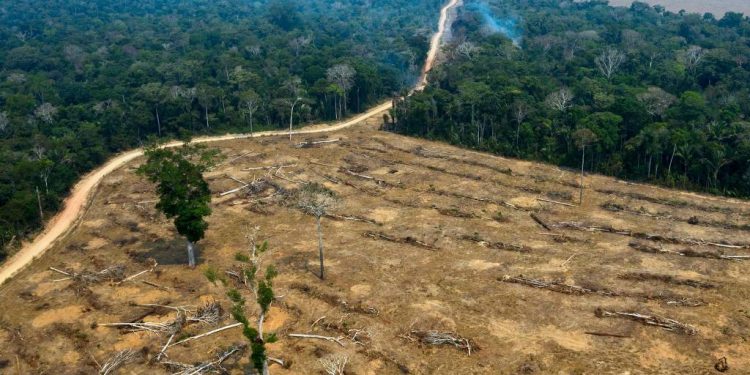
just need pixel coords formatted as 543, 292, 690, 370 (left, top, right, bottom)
50, 265, 126, 284
618, 272, 716, 289
594, 308, 697, 335
289, 283, 379, 315
461, 234, 532, 253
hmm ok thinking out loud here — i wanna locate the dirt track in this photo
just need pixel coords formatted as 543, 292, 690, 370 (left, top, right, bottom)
0, 0, 462, 286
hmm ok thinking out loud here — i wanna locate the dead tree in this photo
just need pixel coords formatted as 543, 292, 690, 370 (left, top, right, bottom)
595, 47, 626, 81
296, 183, 339, 280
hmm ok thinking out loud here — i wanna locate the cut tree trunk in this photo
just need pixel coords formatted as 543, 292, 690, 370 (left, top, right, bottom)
316, 216, 325, 280
187, 240, 196, 268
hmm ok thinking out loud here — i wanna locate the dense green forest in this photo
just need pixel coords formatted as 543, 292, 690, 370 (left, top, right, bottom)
0, 0, 445, 259
390, 0, 750, 199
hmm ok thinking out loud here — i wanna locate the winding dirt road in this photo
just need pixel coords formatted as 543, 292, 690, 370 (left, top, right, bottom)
0, 0, 462, 285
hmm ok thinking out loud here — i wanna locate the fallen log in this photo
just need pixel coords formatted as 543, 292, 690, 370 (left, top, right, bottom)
363, 231, 436, 250
629, 241, 749, 261
557, 222, 750, 249
530, 213, 552, 231
584, 331, 630, 338
296, 138, 341, 148
288, 333, 345, 347
501, 275, 705, 306
537, 198, 576, 207
594, 308, 697, 335
618, 272, 716, 289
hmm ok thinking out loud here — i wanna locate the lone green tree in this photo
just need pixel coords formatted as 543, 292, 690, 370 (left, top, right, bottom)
228, 237, 278, 375
137, 143, 219, 267
296, 183, 339, 280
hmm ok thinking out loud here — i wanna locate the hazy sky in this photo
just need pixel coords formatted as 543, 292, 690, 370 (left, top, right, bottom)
607, 0, 750, 16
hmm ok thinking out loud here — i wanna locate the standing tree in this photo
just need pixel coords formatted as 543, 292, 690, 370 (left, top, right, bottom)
545, 88, 574, 113
240, 89, 261, 135
296, 183, 339, 280
326, 64, 355, 119
137, 143, 220, 267
512, 101, 530, 152
595, 47, 626, 81
573, 128, 598, 204
637, 87, 676, 119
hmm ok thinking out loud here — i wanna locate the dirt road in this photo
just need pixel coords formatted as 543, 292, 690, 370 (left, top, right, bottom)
0, 0, 462, 285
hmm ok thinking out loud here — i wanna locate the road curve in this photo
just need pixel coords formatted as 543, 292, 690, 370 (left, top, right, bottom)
0, 0, 462, 285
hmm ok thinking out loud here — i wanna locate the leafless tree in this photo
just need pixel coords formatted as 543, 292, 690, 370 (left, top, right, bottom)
285, 76, 306, 140
289, 35, 312, 57
455, 41, 480, 60
595, 47, 626, 81
637, 87, 676, 118
573, 128, 598, 204
545, 88, 574, 113
7, 72, 27, 84
563, 31, 582, 60
533, 35, 560, 55
240, 90, 260, 135
681, 45, 706, 74
34, 103, 58, 124
297, 183, 339, 280
326, 64, 355, 119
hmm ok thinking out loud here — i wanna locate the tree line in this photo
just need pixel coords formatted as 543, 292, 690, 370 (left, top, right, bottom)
0, 0, 446, 259
389, 0, 750, 199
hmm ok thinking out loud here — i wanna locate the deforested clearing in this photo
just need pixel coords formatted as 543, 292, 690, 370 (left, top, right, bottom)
1, 116, 749, 374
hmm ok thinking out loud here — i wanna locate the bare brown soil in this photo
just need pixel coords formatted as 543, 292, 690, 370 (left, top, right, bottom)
1, 115, 749, 374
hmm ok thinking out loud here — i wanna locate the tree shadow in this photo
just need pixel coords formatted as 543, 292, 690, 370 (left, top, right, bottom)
132, 237, 203, 266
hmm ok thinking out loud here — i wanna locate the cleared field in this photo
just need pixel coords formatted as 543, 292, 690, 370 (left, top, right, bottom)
1, 116, 749, 374
608, 0, 750, 16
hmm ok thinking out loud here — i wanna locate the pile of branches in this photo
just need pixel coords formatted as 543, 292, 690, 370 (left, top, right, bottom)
556, 222, 750, 249
363, 231, 436, 250
99, 301, 222, 334
629, 241, 750, 260
595, 308, 697, 335
51, 265, 126, 284
461, 234, 531, 253
99, 349, 139, 375
619, 272, 716, 289
163, 344, 246, 375
403, 329, 478, 355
